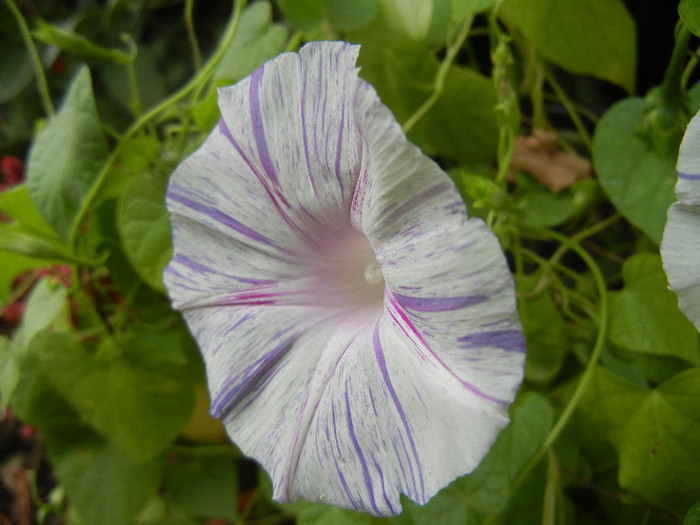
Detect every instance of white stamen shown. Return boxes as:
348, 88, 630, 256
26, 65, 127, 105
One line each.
364, 261, 383, 285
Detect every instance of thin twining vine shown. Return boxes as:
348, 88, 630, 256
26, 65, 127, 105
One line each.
492, 227, 609, 519
4, 0, 55, 118
519, 247, 597, 324
530, 213, 620, 298
401, 14, 474, 134
68, 0, 249, 249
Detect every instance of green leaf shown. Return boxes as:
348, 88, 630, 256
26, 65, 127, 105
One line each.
520, 283, 568, 383
579, 366, 700, 518
578, 366, 648, 448
378, 0, 442, 43
26, 66, 109, 241
275, 0, 328, 35
686, 501, 700, 525
451, 0, 494, 20
515, 175, 592, 228
96, 135, 162, 203
0, 222, 100, 266
293, 503, 377, 525
14, 277, 69, 348
0, 337, 19, 409
354, 44, 498, 163
609, 253, 700, 365
0, 184, 56, 235
164, 455, 239, 519
0, 39, 34, 103
195, 1, 288, 131
118, 173, 172, 293
500, 0, 636, 92
328, 0, 378, 31
32, 331, 194, 460
680, 0, 700, 37
9, 338, 163, 525
216, 2, 288, 85
51, 432, 164, 525
415, 65, 498, 164
617, 368, 700, 518
0, 252, 45, 306
592, 98, 676, 243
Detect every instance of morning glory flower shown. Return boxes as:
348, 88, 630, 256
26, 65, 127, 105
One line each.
662, 110, 700, 332
164, 41, 525, 516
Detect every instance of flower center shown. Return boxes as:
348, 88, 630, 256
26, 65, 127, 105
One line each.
307, 226, 385, 311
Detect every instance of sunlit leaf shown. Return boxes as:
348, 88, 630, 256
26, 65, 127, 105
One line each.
32, 331, 194, 460
500, 0, 636, 92
14, 277, 69, 348
26, 66, 108, 241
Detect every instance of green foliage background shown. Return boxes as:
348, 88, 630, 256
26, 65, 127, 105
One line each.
1, 0, 700, 524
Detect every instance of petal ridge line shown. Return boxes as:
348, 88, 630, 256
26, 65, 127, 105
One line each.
386, 290, 507, 405
372, 323, 425, 502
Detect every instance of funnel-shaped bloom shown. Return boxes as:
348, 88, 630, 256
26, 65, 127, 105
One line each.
662, 110, 700, 332
164, 41, 525, 516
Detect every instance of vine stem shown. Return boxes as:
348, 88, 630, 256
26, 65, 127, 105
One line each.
68, 0, 247, 249
4, 0, 54, 117
401, 15, 473, 134
184, 0, 202, 71
660, 23, 692, 104
543, 66, 593, 153
508, 226, 608, 500
545, 213, 620, 275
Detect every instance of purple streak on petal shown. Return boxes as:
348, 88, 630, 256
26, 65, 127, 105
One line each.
285, 336, 358, 500
391, 440, 409, 492
372, 324, 424, 501
250, 66, 280, 186
351, 165, 370, 225
458, 330, 526, 353
335, 108, 346, 200
216, 119, 288, 209
371, 455, 397, 514
380, 181, 453, 226
168, 188, 279, 248
679, 172, 700, 180
300, 69, 319, 201
386, 291, 507, 405
335, 456, 359, 510
217, 118, 318, 240
212, 338, 295, 418
344, 382, 381, 515
331, 404, 360, 509
224, 313, 253, 336
393, 292, 489, 312
172, 254, 276, 285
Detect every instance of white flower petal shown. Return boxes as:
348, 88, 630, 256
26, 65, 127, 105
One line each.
662, 109, 700, 330
351, 72, 524, 405
165, 41, 525, 516
217, 41, 363, 230
662, 203, 700, 331
677, 109, 700, 205
291, 317, 514, 516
